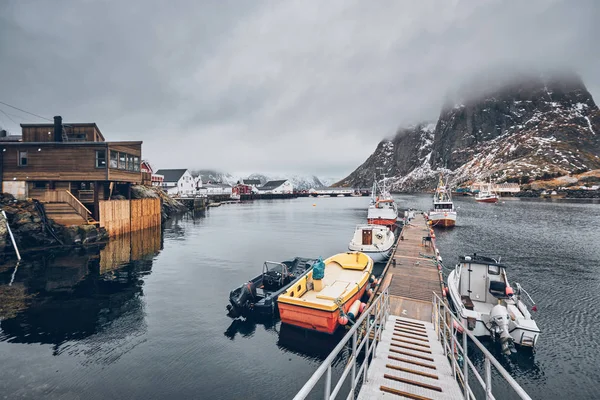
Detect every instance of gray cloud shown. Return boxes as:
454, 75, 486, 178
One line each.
0, 0, 598, 178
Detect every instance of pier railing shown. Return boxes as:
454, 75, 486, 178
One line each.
293, 289, 390, 400
432, 292, 532, 400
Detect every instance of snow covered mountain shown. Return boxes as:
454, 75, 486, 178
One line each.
336, 72, 600, 191
191, 170, 328, 190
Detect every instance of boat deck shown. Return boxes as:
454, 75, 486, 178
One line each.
379, 214, 444, 322
357, 316, 463, 400
300, 262, 367, 307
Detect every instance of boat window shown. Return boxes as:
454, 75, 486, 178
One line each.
297, 284, 301, 292
290, 292, 294, 297
488, 265, 500, 275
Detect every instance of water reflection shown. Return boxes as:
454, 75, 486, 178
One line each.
0, 227, 161, 354
223, 317, 278, 340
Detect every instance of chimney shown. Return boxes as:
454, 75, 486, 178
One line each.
54, 115, 63, 142
0, 129, 6, 138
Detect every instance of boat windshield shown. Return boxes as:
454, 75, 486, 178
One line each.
434, 203, 453, 210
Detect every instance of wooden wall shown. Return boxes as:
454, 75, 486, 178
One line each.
1, 143, 108, 181
21, 125, 102, 142
99, 198, 161, 237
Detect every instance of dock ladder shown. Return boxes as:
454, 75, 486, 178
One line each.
293, 291, 533, 400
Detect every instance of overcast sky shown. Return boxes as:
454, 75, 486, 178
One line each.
0, 0, 598, 178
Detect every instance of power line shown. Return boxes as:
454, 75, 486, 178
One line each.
0, 100, 53, 122
0, 108, 18, 124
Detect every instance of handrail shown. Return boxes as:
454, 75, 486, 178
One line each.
293, 289, 390, 400
64, 190, 92, 219
431, 292, 532, 400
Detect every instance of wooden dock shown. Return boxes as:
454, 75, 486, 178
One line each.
379, 213, 444, 323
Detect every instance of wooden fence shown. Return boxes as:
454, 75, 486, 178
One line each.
99, 198, 161, 237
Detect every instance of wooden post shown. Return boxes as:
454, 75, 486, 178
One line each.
93, 181, 99, 221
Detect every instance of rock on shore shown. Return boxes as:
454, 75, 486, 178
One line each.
0, 193, 108, 255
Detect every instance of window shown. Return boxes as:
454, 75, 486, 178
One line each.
118, 152, 126, 169
127, 154, 134, 171
110, 151, 118, 168
488, 265, 500, 275
95, 150, 106, 168
133, 156, 140, 172
18, 151, 27, 166
33, 181, 47, 189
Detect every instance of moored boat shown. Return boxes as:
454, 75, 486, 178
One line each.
348, 224, 395, 263
428, 175, 456, 227
447, 254, 540, 354
475, 182, 499, 203
227, 257, 317, 318
366, 174, 398, 231
277, 252, 373, 334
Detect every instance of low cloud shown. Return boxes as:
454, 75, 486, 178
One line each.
0, 0, 598, 177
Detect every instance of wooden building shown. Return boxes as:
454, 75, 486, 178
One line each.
0, 116, 142, 222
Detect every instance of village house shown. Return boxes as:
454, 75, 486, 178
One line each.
241, 179, 262, 187
140, 160, 164, 187
155, 169, 196, 196
257, 179, 293, 194
0, 116, 142, 221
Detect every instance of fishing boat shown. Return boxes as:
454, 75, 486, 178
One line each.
367, 174, 398, 231
475, 182, 499, 203
348, 224, 395, 263
428, 175, 456, 227
227, 257, 317, 318
277, 252, 373, 334
447, 254, 540, 354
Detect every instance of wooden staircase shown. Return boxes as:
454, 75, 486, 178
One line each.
44, 202, 95, 226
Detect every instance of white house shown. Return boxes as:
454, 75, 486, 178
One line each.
155, 169, 195, 196
197, 183, 233, 196
257, 180, 294, 194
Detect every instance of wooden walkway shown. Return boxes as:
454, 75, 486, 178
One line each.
357, 213, 462, 399
379, 213, 444, 323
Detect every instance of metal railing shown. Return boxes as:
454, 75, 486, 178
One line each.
432, 292, 532, 400
293, 289, 390, 400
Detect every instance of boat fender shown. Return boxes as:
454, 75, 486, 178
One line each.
437, 255, 442, 262
338, 315, 349, 326
359, 302, 367, 313
505, 286, 514, 296
452, 320, 464, 333
347, 300, 362, 320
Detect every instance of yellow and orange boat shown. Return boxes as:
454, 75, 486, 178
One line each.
277, 252, 373, 334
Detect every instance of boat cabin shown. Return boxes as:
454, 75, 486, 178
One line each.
433, 201, 454, 210
456, 255, 510, 312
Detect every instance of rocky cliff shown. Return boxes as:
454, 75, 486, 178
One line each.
337, 73, 600, 191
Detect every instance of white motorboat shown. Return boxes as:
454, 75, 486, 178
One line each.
348, 224, 395, 263
447, 254, 540, 354
428, 175, 456, 227
475, 182, 499, 203
366, 174, 398, 231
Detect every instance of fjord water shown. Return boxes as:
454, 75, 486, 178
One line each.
0, 196, 598, 399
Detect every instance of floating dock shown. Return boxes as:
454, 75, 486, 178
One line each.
379, 213, 444, 322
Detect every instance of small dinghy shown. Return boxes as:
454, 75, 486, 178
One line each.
447, 255, 540, 354
227, 257, 316, 318
348, 224, 395, 263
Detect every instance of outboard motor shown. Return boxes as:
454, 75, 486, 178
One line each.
489, 304, 516, 355
228, 282, 257, 315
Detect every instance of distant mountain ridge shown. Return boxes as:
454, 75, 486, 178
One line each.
190, 170, 330, 190
336, 72, 600, 191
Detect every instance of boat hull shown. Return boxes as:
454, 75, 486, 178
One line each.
428, 212, 456, 227
475, 197, 498, 203
278, 283, 368, 334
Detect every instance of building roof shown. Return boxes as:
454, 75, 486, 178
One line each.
242, 179, 262, 185
0, 135, 22, 142
155, 169, 189, 182
258, 180, 288, 190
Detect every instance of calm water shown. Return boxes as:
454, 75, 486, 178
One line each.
1, 196, 599, 399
